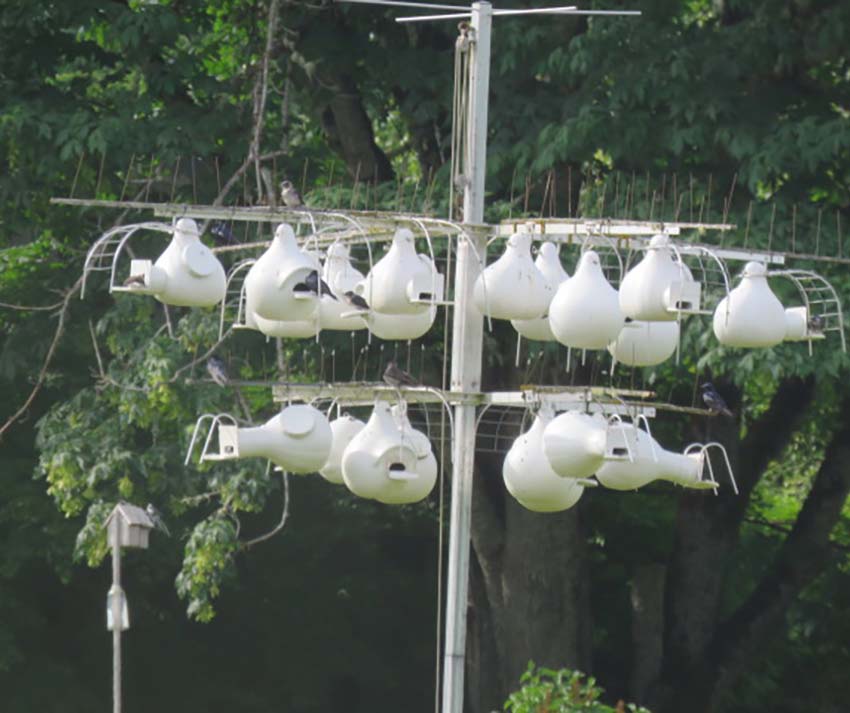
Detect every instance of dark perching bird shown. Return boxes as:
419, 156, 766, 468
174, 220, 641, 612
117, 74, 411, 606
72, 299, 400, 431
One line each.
296, 270, 337, 301
280, 179, 304, 208
206, 356, 229, 386
700, 382, 734, 417
209, 221, 236, 245
146, 503, 170, 537
808, 314, 825, 333
123, 274, 146, 287
383, 361, 419, 388
343, 291, 370, 311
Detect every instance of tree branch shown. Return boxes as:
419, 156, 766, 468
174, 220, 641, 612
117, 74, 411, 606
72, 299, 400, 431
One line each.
707, 405, 850, 704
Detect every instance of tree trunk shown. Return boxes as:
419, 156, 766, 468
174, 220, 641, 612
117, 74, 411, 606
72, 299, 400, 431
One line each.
466, 452, 592, 713
320, 71, 394, 183
629, 564, 666, 702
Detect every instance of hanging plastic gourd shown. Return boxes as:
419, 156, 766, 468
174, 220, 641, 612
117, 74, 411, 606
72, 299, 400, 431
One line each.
607, 320, 680, 367
319, 413, 366, 485
472, 232, 551, 320
503, 408, 585, 512
319, 243, 368, 332
126, 218, 226, 307
619, 234, 693, 321
376, 405, 438, 505
595, 423, 717, 491
214, 404, 332, 474
245, 309, 320, 339
511, 242, 570, 341
363, 305, 438, 341
341, 402, 436, 504
713, 262, 786, 348
541, 411, 608, 479
359, 228, 441, 315
548, 250, 624, 349
244, 223, 318, 322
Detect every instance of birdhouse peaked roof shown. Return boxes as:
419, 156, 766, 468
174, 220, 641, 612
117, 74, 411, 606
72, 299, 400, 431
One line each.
104, 502, 154, 529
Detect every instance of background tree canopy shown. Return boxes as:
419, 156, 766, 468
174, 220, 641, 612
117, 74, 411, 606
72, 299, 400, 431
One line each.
1, 1, 850, 713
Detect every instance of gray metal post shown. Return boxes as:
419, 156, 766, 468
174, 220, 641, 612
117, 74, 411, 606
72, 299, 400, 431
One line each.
112, 524, 122, 713
442, 4, 491, 713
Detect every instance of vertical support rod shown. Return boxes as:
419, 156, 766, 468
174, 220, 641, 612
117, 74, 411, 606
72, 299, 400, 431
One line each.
442, 4, 491, 713
112, 525, 122, 713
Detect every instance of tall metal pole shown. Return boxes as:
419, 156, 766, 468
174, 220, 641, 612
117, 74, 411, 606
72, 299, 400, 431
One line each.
111, 526, 122, 713
443, 4, 491, 713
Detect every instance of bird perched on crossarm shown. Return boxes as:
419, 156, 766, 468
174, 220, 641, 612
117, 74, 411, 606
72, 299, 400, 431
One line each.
146, 503, 171, 536
700, 382, 734, 417
280, 180, 304, 208
383, 361, 418, 388
206, 356, 229, 386
343, 291, 369, 311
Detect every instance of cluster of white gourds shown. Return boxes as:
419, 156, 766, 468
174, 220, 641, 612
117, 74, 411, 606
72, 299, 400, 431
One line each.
503, 406, 734, 513
474, 232, 820, 367
198, 401, 437, 505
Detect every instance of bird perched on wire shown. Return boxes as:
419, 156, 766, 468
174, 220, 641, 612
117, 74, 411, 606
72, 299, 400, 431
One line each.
383, 361, 419, 388
123, 274, 146, 287
280, 179, 304, 208
700, 382, 734, 417
808, 314, 825, 333
343, 291, 370, 311
295, 269, 337, 301
206, 356, 229, 386
146, 503, 171, 536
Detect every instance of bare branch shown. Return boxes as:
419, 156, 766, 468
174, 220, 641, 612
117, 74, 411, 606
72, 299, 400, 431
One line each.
0, 299, 65, 312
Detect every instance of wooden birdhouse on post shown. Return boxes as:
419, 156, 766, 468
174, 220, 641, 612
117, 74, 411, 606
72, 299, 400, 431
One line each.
105, 502, 153, 549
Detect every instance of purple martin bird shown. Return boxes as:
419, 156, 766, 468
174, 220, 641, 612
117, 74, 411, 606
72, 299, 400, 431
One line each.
295, 270, 337, 301
700, 382, 734, 417
808, 314, 825, 333
123, 274, 146, 287
206, 356, 229, 386
280, 180, 304, 208
343, 291, 370, 311
210, 221, 236, 245
383, 361, 418, 388
146, 503, 171, 536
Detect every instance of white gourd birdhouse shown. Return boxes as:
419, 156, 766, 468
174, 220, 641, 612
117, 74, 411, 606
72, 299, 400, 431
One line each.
713, 262, 786, 348
319, 414, 366, 485
214, 404, 332, 474
129, 218, 226, 307
319, 243, 368, 331
360, 229, 437, 315
619, 235, 686, 321
511, 242, 570, 341
595, 424, 713, 491
245, 309, 320, 339
472, 232, 551, 320
375, 405, 438, 505
548, 250, 625, 349
244, 224, 318, 322
607, 320, 680, 367
363, 305, 438, 341
502, 409, 585, 513
541, 411, 608, 479
341, 402, 432, 503
594, 423, 658, 491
